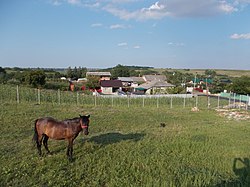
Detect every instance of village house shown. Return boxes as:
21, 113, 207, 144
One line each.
86, 72, 111, 81
119, 74, 175, 95
135, 80, 174, 95
118, 77, 145, 93
100, 80, 122, 95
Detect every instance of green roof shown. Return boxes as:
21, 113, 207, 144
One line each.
192, 78, 213, 84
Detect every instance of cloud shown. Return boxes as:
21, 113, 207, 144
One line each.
67, 0, 81, 5
133, 45, 140, 49
50, 0, 100, 8
110, 24, 127, 29
104, 0, 243, 20
104, 2, 169, 20
51, 0, 62, 6
118, 42, 128, 46
50, 0, 250, 20
110, 24, 124, 29
91, 23, 103, 27
117, 42, 141, 49
230, 33, 250, 39
168, 42, 185, 47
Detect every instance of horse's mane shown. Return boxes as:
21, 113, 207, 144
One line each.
63, 117, 80, 123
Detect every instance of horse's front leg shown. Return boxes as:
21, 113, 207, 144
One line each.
67, 139, 73, 161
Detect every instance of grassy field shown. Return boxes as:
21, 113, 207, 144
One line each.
155, 68, 250, 77
0, 100, 250, 186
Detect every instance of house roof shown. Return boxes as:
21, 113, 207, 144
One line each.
143, 75, 166, 82
136, 80, 174, 90
100, 80, 122, 87
86, 72, 111, 76
130, 77, 145, 83
192, 78, 213, 84
118, 76, 145, 83
118, 77, 133, 82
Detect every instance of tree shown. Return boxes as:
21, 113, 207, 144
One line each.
205, 69, 216, 78
111, 64, 130, 78
25, 70, 46, 88
86, 75, 100, 89
0, 67, 7, 83
77, 67, 87, 78
229, 76, 250, 95
66, 67, 73, 78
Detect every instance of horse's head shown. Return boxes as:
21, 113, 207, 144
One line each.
79, 115, 90, 135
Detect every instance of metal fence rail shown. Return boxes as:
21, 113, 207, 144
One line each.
0, 84, 249, 110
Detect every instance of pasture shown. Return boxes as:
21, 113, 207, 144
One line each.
0, 99, 250, 186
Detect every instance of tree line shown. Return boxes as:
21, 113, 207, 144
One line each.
0, 66, 250, 95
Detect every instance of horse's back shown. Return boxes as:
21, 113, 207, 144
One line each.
36, 117, 69, 140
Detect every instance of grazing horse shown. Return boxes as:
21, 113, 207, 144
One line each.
33, 115, 90, 160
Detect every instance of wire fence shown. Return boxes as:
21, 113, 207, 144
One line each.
0, 84, 249, 110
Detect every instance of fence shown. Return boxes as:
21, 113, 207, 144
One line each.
0, 84, 249, 110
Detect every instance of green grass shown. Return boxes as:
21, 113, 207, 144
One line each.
0, 101, 250, 186
155, 68, 250, 77
0, 84, 231, 110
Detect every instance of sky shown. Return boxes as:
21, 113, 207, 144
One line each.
0, 0, 250, 70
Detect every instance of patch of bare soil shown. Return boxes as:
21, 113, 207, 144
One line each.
216, 109, 250, 121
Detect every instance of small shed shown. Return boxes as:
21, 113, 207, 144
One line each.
136, 80, 174, 95
100, 80, 122, 94
143, 75, 167, 82
86, 72, 111, 81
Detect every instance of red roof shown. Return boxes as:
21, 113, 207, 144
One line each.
100, 80, 122, 87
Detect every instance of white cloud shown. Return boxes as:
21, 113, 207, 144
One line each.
133, 45, 140, 49
110, 24, 127, 29
50, 0, 250, 20
67, 0, 81, 6
118, 42, 128, 46
91, 23, 103, 27
104, 0, 244, 20
52, 1, 62, 6
230, 33, 250, 39
168, 42, 185, 47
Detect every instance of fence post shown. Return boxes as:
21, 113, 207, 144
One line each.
16, 85, 20, 104
239, 95, 242, 110
183, 96, 186, 108
170, 97, 173, 109
127, 96, 130, 108
246, 94, 249, 110
157, 96, 159, 108
217, 95, 220, 109
142, 97, 145, 107
233, 93, 236, 108
228, 94, 231, 108
112, 96, 114, 107
58, 89, 60, 105
94, 94, 97, 107
195, 96, 198, 108
207, 96, 210, 109
76, 92, 79, 105
37, 89, 41, 104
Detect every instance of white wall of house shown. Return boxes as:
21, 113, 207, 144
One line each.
101, 87, 113, 94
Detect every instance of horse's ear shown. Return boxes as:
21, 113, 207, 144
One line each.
87, 115, 90, 118
79, 114, 83, 117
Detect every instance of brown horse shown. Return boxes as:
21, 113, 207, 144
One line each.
33, 115, 90, 161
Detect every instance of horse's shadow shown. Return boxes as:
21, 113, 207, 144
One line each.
213, 157, 250, 187
232, 158, 250, 186
85, 132, 145, 146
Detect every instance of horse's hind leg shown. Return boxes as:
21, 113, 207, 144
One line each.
36, 135, 43, 156
43, 135, 50, 154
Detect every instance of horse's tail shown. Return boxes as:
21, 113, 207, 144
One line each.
32, 119, 39, 145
